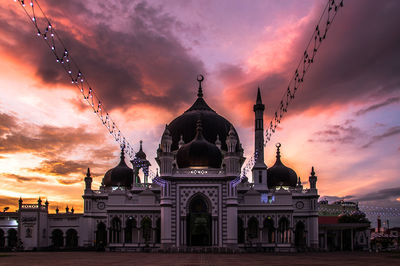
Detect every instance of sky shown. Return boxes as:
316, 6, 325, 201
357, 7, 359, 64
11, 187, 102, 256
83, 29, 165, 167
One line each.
0, 0, 399, 226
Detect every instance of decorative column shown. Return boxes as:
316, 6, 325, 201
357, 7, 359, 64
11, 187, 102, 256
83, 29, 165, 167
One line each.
152, 227, 156, 245
226, 183, 238, 247
121, 226, 125, 245
324, 230, 328, 250
160, 186, 173, 248
4, 233, 8, 248
351, 228, 354, 251
212, 217, 218, 246
181, 217, 186, 246
340, 230, 343, 251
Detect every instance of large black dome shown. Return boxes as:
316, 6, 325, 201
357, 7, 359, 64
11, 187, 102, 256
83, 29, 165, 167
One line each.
102, 148, 133, 187
168, 86, 240, 153
177, 120, 222, 168
267, 144, 297, 188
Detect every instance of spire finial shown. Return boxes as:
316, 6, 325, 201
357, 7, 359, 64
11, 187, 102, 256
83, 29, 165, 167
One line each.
197, 74, 204, 98
86, 168, 91, 177
311, 166, 315, 176
120, 144, 125, 160
256, 87, 262, 104
139, 140, 143, 151
275, 143, 281, 160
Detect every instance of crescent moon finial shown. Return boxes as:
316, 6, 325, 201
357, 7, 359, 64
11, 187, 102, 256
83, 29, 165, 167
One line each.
197, 74, 204, 98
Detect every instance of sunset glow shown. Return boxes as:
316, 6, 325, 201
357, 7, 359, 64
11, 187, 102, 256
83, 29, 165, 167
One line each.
0, 0, 399, 225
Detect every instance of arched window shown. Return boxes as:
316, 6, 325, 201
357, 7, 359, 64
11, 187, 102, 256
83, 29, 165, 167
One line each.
0, 229, 4, 248
237, 217, 245, 244
7, 229, 17, 248
247, 217, 259, 240
110, 217, 121, 243
278, 217, 290, 243
295, 221, 306, 248
125, 217, 137, 243
51, 229, 64, 248
263, 217, 275, 243
141, 217, 152, 243
155, 218, 161, 244
96, 222, 107, 246
66, 229, 78, 248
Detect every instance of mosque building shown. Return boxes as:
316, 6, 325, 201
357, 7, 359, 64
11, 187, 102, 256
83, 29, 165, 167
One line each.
0, 77, 321, 252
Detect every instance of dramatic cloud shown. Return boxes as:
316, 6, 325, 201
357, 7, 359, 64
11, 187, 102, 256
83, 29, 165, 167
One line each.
354, 187, 400, 202
0, 0, 205, 113
31, 159, 92, 176
219, 0, 400, 123
320, 195, 355, 203
355, 96, 400, 116
309, 120, 364, 144
0, 112, 103, 157
362, 126, 400, 148
1, 173, 47, 183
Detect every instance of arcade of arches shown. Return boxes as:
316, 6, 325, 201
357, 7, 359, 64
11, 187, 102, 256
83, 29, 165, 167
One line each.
0, 228, 17, 249
101, 217, 161, 246
237, 217, 306, 248
51, 228, 78, 248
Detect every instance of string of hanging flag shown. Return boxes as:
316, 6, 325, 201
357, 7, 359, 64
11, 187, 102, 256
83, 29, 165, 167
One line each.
230, 0, 344, 186
264, 0, 343, 145
13, 0, 139, 160
14, 0, 343, 185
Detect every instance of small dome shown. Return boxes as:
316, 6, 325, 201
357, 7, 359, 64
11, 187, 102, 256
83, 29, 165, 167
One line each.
103, 146, 133, 187
267, 143, 297, 188
135, 140, 146, 160
176, 119, 222, 168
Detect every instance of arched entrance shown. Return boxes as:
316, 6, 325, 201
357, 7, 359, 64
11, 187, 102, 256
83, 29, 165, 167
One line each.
155, 218, 161, 244
295, 221, 306, 249
278, 217, 290, 243
51, 229, 64, 248
237, 217, 245, 244
187, 195, 211, 246
0, 229, 4, 248
66, 229, 78, 248
110, 217, 121, 243
247, 217, 259, 242
125, 218, 136, 243
141, 217, 152, 243
96, 222, 107, 247
263, 217, 275, 243
7, 229, 17, 248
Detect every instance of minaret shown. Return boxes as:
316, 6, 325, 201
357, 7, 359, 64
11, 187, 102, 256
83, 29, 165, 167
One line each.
309, 166, 317, 190
84, 168, 92, 192
252, 87, 268, 190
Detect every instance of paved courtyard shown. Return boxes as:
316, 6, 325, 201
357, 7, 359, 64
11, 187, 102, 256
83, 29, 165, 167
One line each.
0, 252, 399, 266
